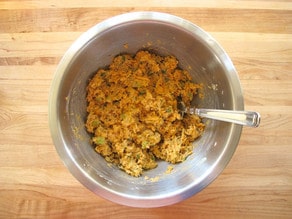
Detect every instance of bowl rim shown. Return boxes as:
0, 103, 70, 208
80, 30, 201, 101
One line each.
49, 11, 243, 208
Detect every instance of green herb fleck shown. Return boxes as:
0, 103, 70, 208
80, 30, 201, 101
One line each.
142, 141, 149, 149
188, 92, 193, 100
132, 81, 141, 88
165, 106, 173, 113
147, 71, 154, 76
121, 55, 126, 62
139, 90, 146, 95
100, 71, 107, 78
120, 113, 126, 120
93, 136, 106, 145
92, 119, 100, 127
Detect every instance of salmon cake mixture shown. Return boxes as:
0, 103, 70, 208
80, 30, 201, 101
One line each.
86, 50, 204, 177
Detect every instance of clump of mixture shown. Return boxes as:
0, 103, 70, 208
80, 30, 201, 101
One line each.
86, 50, 204, 177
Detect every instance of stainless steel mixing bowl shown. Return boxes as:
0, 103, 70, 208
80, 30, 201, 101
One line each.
49, 12, 244, 207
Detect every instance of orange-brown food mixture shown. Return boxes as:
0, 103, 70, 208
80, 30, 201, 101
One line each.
86, 50, 204, 177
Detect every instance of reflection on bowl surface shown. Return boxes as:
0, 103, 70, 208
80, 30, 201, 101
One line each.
49, 11, 243, 207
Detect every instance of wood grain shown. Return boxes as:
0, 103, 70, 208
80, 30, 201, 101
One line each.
0, 1, 292, 218
1, 7, 291, 34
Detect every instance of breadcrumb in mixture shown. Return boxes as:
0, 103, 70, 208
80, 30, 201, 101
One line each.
86, 50, 204, 177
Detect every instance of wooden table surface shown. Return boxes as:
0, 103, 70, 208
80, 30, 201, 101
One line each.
0, 1, 292, 218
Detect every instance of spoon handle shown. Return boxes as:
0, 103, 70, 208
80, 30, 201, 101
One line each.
192, 108, 261, 127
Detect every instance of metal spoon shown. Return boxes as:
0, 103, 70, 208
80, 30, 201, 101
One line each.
177, 101, 260, 127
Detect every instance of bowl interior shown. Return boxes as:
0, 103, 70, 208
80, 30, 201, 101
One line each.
50, 12, 243, 207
